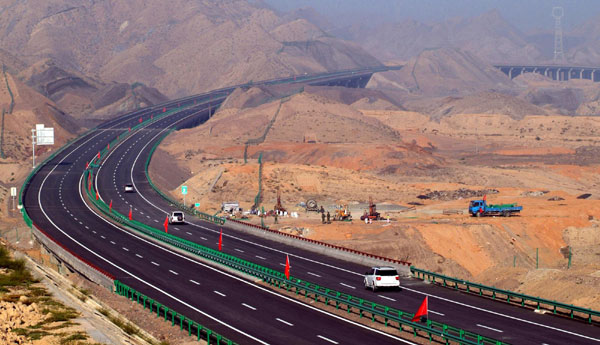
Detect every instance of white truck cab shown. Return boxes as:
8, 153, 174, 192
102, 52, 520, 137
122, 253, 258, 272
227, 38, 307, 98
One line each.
168, 211, 185, 224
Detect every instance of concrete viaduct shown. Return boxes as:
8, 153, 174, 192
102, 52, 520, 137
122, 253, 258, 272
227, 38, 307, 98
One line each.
495, 65, 600, 82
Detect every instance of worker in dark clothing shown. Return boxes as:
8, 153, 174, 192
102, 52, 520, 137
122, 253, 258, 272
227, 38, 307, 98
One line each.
320, 206, 325, 214
321, 212, 326, 224
326, 211, 330, 223
274, 212, 278, 224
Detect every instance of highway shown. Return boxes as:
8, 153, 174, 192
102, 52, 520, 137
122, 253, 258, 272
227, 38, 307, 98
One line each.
24, 68, 600, 344
94, 96, 600, 344
23, 72, 429, 345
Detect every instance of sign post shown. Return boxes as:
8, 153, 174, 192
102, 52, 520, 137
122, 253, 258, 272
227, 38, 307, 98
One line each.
10, 187, 16, 210
32, 124, 54, 168
181, 185, 188, 207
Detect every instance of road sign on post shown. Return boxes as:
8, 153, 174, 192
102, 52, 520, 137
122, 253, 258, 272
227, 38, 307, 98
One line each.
181, 185, 187, 207
10, 187, 16, 210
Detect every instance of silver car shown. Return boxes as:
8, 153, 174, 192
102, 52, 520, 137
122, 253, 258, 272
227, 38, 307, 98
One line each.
364, 266, 400, 291
124, 184, 135, 193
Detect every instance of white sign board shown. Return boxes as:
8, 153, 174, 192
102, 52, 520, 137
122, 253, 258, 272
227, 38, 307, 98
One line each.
181, 185, 188, 195
36, 124, 54, 146
10, 187, 17, 197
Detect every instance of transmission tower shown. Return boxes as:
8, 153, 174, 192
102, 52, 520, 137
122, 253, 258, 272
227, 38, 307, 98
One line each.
553, 6, 565, 63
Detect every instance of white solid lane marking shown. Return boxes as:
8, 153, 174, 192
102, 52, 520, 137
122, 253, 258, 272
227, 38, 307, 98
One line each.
235, 248, 244, 253
189, 280, 200, 285
379, 295, 396, 302
136, 254, 143, 258
122, 247, 129, 251
477, 324, 503, 333
307, 272, 321, 278
317, 335, 339, 344
429, 310, 445, 316
169, 270, 179, 275
340, 283, 356, 289
213, 291, 226, 297
242, 303, 256, 310
151, 261, 159, 266
276, 318, 293, 326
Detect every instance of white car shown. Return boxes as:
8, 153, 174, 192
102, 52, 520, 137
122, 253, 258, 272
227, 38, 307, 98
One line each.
364, 266, 400, 291
124, 184, 135, 193
168, 211, 185, 224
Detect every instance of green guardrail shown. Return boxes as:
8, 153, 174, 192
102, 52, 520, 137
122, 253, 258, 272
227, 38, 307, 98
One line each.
144, 128, 226, 226
411, 267, 599, 325
114, 280, 238, 345
85, 169, 506, 345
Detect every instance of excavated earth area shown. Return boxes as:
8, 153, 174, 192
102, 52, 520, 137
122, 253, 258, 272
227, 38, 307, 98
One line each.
150, 89, 600, 311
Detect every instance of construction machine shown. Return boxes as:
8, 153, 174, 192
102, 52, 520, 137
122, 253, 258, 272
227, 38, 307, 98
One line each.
333, 204, 352, 221
360, 196, 381, 221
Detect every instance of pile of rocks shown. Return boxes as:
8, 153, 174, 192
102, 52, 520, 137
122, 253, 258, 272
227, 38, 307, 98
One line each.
417, 188, 499, 201
0, 296, 45, 344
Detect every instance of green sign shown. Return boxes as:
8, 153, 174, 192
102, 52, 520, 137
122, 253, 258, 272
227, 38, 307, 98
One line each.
181, 185, 188, 195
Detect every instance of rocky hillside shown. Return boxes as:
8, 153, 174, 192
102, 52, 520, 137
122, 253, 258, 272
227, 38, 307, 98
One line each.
371, 48, 514, 97
20, 60, 168, 121
0, 0, 381, 98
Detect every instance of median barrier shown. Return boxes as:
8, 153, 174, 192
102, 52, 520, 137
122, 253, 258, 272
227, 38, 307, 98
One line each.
114, 280, 238, 345
86, 170, 506, 345
412, 267, 600, 325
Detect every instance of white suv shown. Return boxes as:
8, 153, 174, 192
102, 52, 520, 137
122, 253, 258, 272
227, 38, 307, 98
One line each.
364, 266, 400, 291
168, 211, 185, 224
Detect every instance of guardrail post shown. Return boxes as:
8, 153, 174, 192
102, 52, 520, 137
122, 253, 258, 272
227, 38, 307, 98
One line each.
143, 296, 147, 309
172, 312, 175, 326
206, 329, 212, 343
197, 323, 202, 341
156, 303, 161, 317
180, 316, 184, 330
165, 307, 169, 321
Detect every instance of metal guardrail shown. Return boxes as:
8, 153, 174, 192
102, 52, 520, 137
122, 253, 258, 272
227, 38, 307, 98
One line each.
143, 129, 226, 226
411, 267, 600, 325
114, 280, 238, 345
85, 166, 506, 345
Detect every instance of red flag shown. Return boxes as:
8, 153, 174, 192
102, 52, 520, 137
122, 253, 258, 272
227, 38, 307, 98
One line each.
284, 255, 290, 280
95, 190, 99, 200
483, 194, 487, 201
128, 207, 132, 221
218, 229, 223, 251
163, 107, 166, 113
139, 117, 142, 123
411, 296, 428, 322
107, 143, 110, 150
128, 127, 131, 132
86, 161, 89, 169
97, 151, 100, 159
151, 114, 154, 120
164, 216, 169, 233
87, 173, 92, 192
109, 200, 112, 213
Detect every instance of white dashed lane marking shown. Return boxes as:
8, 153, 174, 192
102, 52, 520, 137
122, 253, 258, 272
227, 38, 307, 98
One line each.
189, 280, 200, 285
213, 291, 226, 297
276, 318, 293, 326
307, 272, 321, 278
136, 254, 143, 258
242, 303, 256, 310
169, 270, 179, 275
317, 335, 338, 344
340, 283, 356, 290
151, 261, 160, 266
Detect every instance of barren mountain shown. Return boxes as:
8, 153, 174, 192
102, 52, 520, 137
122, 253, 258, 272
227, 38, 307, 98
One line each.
0, 0, 380, 98
566, 13, 600, 66
351, 10, 542, 64
20, 60, 168, 121
0, 70, 79, 161
371, 48, 514, 97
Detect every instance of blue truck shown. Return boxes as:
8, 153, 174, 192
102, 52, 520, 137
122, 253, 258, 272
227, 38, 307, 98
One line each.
468, 198, 522, 217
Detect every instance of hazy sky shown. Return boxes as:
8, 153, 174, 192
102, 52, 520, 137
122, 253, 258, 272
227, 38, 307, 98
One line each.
265, 0, 600, 32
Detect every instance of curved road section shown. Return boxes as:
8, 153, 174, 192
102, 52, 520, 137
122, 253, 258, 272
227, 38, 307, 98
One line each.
98, 89, 599, 342
23, 70, 427, 345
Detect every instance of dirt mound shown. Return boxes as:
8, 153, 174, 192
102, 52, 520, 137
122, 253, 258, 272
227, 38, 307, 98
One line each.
418, 188, 499, 201
0, 0, 380, 98
522, 88, 584, 113
384, 48, 514, 97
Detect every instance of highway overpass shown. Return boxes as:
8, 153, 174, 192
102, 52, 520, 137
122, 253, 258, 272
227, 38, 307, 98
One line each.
495, 64, 600, 82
